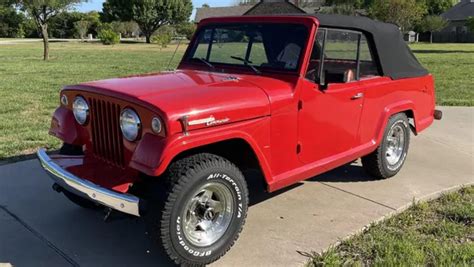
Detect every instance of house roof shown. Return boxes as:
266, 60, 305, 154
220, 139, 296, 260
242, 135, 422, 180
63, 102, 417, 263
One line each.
195, 0, 312, 22
195, 5, 253, 22
442, 0, 474, 21
244, 0, 306, 15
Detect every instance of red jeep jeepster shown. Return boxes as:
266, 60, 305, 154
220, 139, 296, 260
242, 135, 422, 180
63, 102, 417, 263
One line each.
38, 14, 441, 265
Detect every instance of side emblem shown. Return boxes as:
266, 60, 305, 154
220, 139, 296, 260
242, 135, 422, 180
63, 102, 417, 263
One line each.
188, 116, 230, 127
181, 115, 230, 135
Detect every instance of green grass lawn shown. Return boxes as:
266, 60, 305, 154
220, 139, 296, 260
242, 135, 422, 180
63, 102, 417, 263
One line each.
0, 42, 472, 160
0, 42, 185, 160
308, 186, 474, 266
410, 43, 474, 106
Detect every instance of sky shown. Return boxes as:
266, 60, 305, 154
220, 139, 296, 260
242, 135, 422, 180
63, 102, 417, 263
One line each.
76, 0, 236, 20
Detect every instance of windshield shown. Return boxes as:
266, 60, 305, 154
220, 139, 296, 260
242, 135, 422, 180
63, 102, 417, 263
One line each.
185, 23, 309, 73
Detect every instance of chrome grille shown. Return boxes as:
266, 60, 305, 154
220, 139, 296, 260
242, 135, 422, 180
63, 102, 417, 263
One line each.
89, 98, 125, 168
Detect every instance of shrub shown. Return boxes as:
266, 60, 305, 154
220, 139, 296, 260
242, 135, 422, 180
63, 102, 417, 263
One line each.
176, 22, 196, 40
467, 17, 474, 32
97, 29, 120, 45
152, 32, 172, 48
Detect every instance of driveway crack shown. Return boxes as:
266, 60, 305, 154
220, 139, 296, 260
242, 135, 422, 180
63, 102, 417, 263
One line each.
0, 205, 79, 267
319, 182, 397, 211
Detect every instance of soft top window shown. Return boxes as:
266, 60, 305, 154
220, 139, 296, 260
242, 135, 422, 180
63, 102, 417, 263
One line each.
185, 23, 309, 73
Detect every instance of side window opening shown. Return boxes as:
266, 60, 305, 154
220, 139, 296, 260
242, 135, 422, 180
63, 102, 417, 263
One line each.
305, 28, 380, 84
323, 29, 359, 83
305, 29, 325, 81
358, 35, 379, 78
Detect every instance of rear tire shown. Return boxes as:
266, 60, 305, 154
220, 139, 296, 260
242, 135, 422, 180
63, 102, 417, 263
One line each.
146, 153, 249, 266
362, 113, 410, 179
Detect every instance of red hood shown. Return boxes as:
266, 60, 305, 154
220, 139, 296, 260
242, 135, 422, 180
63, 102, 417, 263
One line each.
66, 70, 294, 134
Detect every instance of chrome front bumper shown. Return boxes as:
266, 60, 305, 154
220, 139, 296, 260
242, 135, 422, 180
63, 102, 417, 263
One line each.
37, 149, 141, 217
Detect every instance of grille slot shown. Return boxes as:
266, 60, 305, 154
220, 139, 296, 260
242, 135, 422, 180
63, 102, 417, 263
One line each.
89, 98, 124, 168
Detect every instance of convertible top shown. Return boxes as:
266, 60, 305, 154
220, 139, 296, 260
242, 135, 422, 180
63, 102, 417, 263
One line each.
312, 14, 429, 80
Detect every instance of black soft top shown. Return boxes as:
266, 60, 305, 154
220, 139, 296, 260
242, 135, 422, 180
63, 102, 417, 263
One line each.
312, 14, 428, 80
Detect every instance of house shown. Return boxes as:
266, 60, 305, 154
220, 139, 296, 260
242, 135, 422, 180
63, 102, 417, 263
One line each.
244, 0, 307, 15
194, 0, 325, 22
194, 5, 254, 23
435, 0, 474, 42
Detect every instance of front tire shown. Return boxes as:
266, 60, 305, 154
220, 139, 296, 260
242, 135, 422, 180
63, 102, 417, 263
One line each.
362, 113, 410, 179
147, 153, 249, 266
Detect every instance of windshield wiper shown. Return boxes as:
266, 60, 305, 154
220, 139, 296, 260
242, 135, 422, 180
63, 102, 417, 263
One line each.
194, 57, 215, 69
230, 56, 261, 75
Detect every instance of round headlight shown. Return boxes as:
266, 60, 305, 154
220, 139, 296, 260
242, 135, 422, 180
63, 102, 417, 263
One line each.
151, 117, 162, 134
73, 96, 89, 125
120, 108, 141, 141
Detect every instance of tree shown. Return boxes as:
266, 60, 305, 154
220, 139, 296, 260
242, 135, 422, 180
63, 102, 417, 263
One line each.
423, 0, 455, 15
15, 0, 85, 60
320, 4, 357, 15
49, 11, 82, 38
418, 15, 448, 43
122, 21, 139, 37
102, 0, 193, 44
0, 5, 26, 37
369, 0, 427, 32
74, 19, 89, 39
324, 0, 374, 8
176, 22, 195, 40
237, 0, 257, 5
466, 17, 474, 32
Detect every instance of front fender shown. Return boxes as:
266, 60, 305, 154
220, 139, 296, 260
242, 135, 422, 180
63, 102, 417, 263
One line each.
49, 107, 87, 145
129, 117, 273, 183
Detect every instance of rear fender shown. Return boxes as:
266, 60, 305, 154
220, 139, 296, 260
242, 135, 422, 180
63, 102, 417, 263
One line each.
374, 101, 417, 144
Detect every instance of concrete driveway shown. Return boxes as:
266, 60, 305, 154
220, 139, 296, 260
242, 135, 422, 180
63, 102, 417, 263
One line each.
0, 107, 472, 267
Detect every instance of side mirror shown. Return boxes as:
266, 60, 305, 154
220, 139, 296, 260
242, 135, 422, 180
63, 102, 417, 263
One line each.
319, 70, 328, 90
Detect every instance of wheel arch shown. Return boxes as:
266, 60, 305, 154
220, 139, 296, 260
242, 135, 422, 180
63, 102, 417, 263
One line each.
168, 138, 270, 189
375, 101, 417, 144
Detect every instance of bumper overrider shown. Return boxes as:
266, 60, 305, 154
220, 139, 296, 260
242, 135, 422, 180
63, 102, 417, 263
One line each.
37, 149, 141, 217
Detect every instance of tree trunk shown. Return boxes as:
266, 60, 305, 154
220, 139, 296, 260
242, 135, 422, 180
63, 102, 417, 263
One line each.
145, 33, 151, 44
41, 24, 49, 60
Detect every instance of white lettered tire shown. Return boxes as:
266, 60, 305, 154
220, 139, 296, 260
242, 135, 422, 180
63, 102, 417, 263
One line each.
146, 153, 249, 266
362, 113, 410, 179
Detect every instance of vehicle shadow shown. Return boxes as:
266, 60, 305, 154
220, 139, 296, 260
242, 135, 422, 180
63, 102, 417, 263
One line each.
307, 162, 376, 183
32, 163, 368, 266
246, 174, 304, 207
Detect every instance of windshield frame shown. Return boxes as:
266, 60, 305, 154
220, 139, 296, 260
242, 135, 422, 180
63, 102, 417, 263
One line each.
181, 22, 312, 75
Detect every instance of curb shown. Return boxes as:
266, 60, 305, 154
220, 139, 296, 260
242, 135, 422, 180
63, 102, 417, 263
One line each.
0, 150, 59, 167
309, 182, 474, 257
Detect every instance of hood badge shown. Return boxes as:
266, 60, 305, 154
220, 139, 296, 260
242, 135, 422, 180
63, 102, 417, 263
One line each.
180, 115, 230, 135
223, 76, 240, 81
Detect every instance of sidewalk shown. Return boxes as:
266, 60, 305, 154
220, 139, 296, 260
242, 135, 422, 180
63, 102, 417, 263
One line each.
0, 106, 472, 266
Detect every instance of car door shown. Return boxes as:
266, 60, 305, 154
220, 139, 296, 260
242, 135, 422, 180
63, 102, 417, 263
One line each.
297, 28, 365, 164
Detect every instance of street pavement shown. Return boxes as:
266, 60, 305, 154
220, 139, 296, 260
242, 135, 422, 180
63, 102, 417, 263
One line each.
0, 106, 472, 267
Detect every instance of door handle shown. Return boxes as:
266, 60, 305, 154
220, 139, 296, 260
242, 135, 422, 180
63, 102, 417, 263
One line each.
351, 93, 364, 100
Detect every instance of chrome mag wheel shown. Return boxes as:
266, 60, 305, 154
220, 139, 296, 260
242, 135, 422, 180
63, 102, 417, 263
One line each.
182, 182, 234, 247
385, 124, 406, 167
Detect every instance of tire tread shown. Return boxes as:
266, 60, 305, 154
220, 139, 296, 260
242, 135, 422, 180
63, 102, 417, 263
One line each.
149, 153, 248, 266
